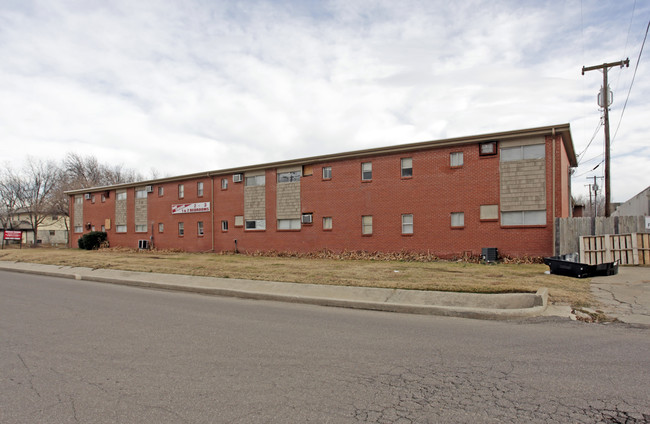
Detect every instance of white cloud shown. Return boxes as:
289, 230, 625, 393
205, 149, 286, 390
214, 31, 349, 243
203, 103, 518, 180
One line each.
0, 0, 648, 202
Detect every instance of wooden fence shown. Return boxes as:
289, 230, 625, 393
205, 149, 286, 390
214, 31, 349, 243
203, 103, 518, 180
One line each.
555, 216, 648, 258
580, 233, 650, 265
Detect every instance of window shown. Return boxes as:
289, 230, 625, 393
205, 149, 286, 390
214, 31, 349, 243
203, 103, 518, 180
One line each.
323, 216, 332, 230
197, 182, 204, 197
501, 210, 546, 226
221, 178, 228, 189
116, 225, 127, 233
277, 171, 301, 183
401, 158, 412, 177
48, 230, 55, 236
178, 184, 184, 199
91, 226, 96, 232
362, 215, 373, 235
301, 213, 313, 224
178, 222, 184, 236
277, 219, 300, 230
158, 223, 164, 233
245, 175, 265, 186
101, 194, 106, 202
116, 192, 127, 201
302, 165, 313, 176
322, 166, 332, 179
158, 186, 164, 196
234, 216, 244, 227
245, 219, 266, 230
135, 190, 147, 199
91, 195, 96, 203
74, 225, 83, 233
480, 205, 499, 220
501, 144, 545, 162
451, 212, 465, 227
361, 162, 372, 181
135, 224, 147, 232
197, 221, 204, 236
75, 196, 83, 204
100, 225, 105, 232
402, 214, 413, 234
450, 152, 464, 167
479, 141, 497, 156
221, 220, 228, 231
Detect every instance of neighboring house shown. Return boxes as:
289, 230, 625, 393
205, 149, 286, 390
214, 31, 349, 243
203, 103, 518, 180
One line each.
66, 124, 577, 258
0, 211, 69, 245
611, 186, 650, 217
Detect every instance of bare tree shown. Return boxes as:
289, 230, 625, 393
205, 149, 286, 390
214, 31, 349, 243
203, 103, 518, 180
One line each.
15, 158, 61, 244
0, 167, 22, 231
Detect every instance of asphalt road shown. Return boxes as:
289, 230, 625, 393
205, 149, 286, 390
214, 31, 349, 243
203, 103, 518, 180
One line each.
1, 271, 649, 423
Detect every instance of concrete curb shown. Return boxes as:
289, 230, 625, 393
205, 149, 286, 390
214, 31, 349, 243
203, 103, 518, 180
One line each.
0, 261, 548, 320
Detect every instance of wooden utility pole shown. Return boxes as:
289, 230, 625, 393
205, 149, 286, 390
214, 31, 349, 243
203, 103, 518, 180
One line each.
582, 59, 629, 216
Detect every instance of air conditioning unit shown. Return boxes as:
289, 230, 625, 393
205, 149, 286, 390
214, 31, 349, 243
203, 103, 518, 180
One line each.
84, 193, 91, 200
301, 213, 313, 224
233, 174, 243, 183
481, 247, 499, 263
138, 239, 150, 250
145, 185, 153, 193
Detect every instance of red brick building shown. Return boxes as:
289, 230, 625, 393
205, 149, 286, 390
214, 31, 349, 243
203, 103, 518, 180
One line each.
67, 124, 577, 258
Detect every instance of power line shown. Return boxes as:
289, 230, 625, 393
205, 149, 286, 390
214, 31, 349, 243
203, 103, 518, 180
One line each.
612, 19, 649, 145
577, 119, 603, 164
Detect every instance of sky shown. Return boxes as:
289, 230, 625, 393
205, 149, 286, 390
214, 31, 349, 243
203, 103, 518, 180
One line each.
1, 0, 648, 202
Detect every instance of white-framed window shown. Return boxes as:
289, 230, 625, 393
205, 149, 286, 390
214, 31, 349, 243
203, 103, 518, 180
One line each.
178, 222, 184, 236
158, 223, 164, 233
178, 184, 184, 199
361, 162, 372, 181
197, 182, 204, 197
116, 192, 127, 201
362, 215, 373, 235
501, 210, 546, 226
197, 221, 204, 236
278, 219, 301, 230
401, 158, 412, 177
451, 212, 465, 227
91, 195, 96, 203
322, 166, 332, 179
402, 214, 413, 234
135, 224, 147, 232
245, 175, 265, 186
75, 196, 83, 204
135, 189, 147, 199
277, 171, 301, 183
116, 225, 127, 233
74, 225, 83, 233
100, 226, 105, 232
221, 220, 228, 231
101, 194, 106, 202
245, 219, 266, 230
323, 216, 332, 230
221, 178, 228, 189
500, 144, 545, 162
158, 186, 164, 196
450, 152, 464, 167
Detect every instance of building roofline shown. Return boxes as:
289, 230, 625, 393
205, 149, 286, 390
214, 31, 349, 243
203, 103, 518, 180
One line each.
65, 123, 576, 195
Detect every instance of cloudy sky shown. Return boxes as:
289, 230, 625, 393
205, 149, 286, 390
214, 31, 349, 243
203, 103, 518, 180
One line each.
1, 0, 648, 202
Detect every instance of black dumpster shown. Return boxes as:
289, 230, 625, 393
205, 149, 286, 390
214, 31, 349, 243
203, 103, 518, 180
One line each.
543, 253, 618, 279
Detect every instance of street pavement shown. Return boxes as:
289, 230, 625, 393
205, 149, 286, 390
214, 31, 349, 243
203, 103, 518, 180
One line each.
0, 260, 647, 324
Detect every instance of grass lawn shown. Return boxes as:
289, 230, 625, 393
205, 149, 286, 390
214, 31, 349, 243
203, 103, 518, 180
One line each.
0, 247, 592, 306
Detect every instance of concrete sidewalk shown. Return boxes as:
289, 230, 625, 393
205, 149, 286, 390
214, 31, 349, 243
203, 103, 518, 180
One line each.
591, 267, 650, 326
0, 260, 549, 320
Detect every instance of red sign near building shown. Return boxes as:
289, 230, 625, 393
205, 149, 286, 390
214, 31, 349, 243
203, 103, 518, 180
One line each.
3, 230, 22, 241
171, 202, 211, 214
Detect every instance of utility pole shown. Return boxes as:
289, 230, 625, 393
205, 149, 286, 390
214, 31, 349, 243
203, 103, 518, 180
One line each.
582, 59, 629, 217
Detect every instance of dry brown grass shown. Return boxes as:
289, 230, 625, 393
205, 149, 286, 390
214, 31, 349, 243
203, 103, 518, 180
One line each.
0, 246, 591, 305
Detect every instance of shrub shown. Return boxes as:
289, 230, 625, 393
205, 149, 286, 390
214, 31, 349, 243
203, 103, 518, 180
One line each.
78, 231, 108, 250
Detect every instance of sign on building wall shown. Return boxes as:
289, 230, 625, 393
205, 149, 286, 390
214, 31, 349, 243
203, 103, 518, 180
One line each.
171, 202, 211, 214
645, 216, 650, 230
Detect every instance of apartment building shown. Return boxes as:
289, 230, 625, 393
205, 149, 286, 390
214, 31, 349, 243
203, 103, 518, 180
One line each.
67, 124, 577, 258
